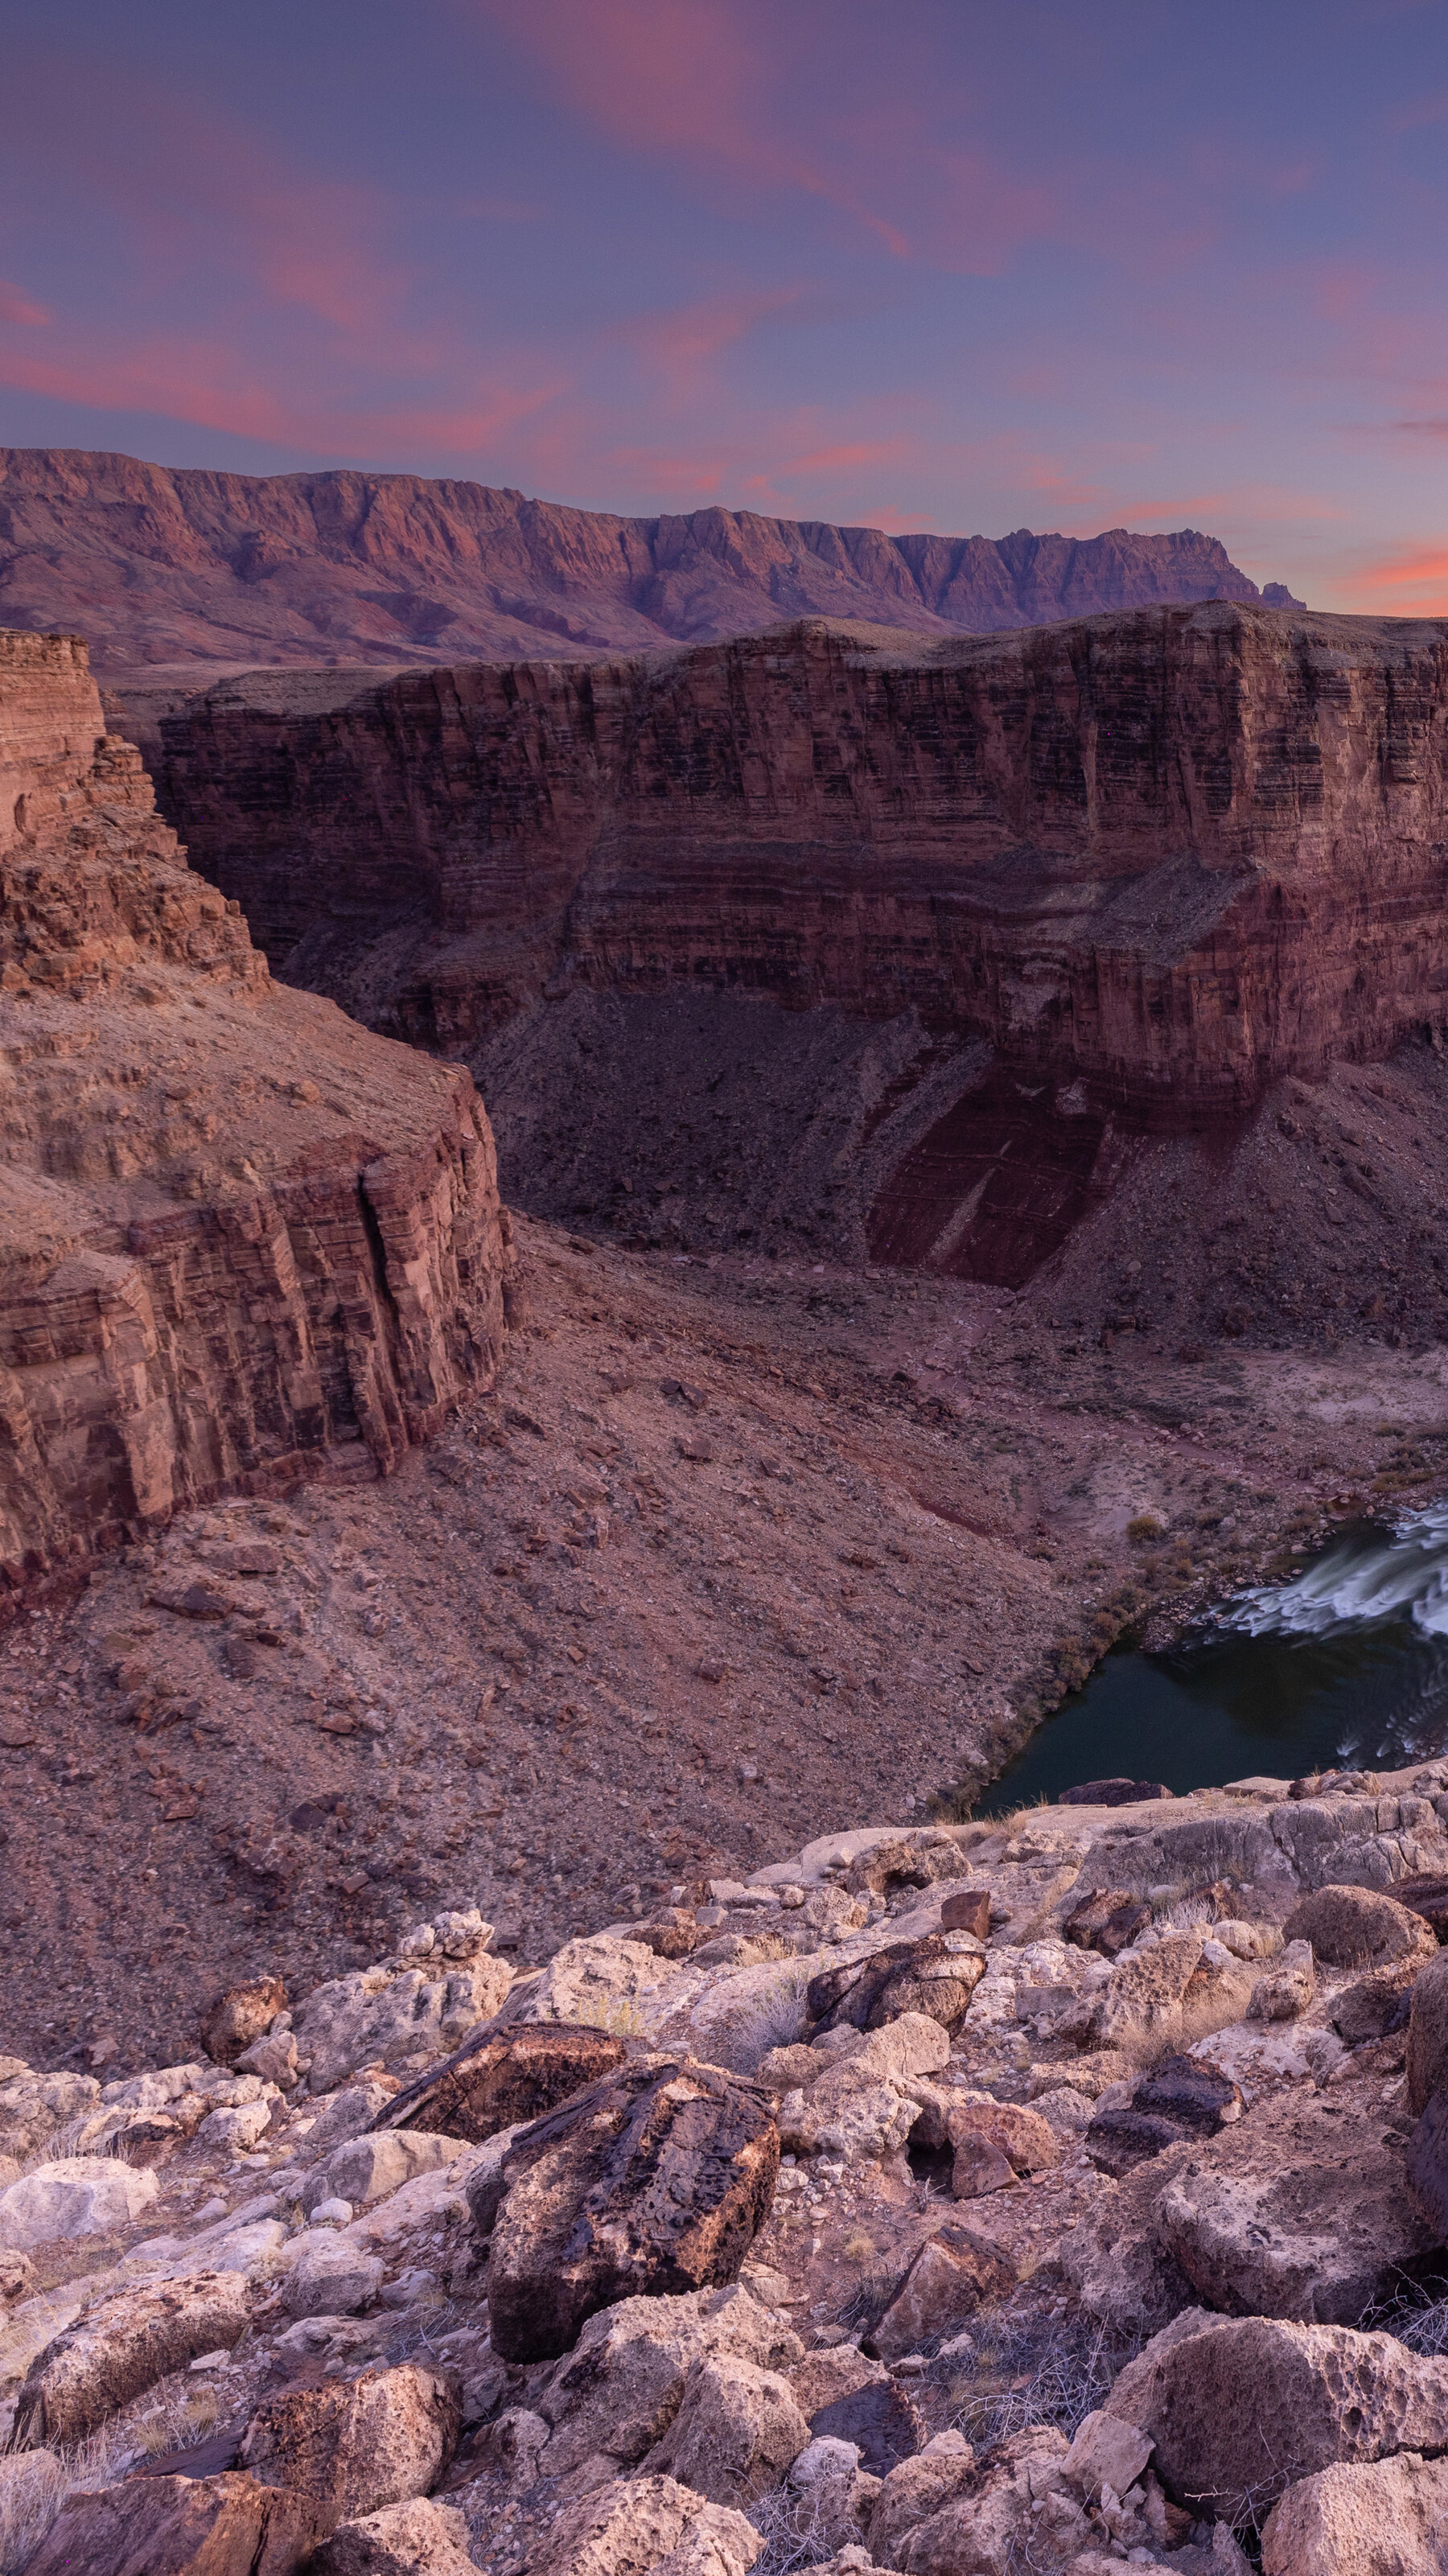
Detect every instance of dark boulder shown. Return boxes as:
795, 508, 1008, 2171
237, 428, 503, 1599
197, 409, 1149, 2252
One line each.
806, 1934, 984, 2036
1086, 2054, 1243, 2177
810, 2376, 922, 2474
200, 1977, 286, 2068
1407, 2083, 1448, 2240
478, 2054, 780, 2364
22, 2471, 325, 2576
1063, 1888, 1154, 1959
1059, 1780, 1172, 1806
373, 2023, 627, 2143
939, 1889, 992, 1940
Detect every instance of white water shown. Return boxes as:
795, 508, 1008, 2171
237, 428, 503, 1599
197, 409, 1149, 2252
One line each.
1223, 1501, 1448, 1642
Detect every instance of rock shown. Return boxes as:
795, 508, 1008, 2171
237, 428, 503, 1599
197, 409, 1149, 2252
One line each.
311, 2082, 401, 2150
474, 2405, 549, 2485
240, 2364, 460, 2523
0, 2155, 159, 2250
295, 1953, 514, 2095
482, 2055, 780, 2362
302, 2132, 457, 2217
643, 2353, 810, 2504
0, 2248, 35, 2302
788, 2347, 887, 2419
201, 1979, 286, 2068
527, 2471, 763, 2576
307, 2497, 479, 2574
13, 2269, 248, 2446
843, 1834, 973, 1901
378, 2023, 627, 2142
867, 2233, 1015, 2364
279, 2235, 386, 2319
892, 2425, 1072, 2573
1071, 1928, 1206, 2050
938, 1891, 991, 1940
0, 2070, 101, 2162
1062, 1890, 1154, 1959
1406, 1946, 1448, 2113
1059, 2409, 1154, 2503
808, 2378, 922, 2476
867, 2431, 975, 2567
1261, 2451, 1448, 2575
203, 2098, 276, 2153
1105, 2312, 1448, 2520
1405, 2081, 1448, 2237
235, 2031, 301, 2090
946, 2098, 1060, 2181
1085, 2054, 1243, 2177
1248, 1940, 1317, 2020
1388, 1873, 1448, 1940
539, 2283, 803, 2478
1152, 2079, 1437, 2320
807, 1940, 985, 2039
1331, 1957, 1421, 2045
1213, 1917, 1282, 1960
948, 2134, 1015, 2197
522, 1934, 674, 2030
1059, 1779, 1172, 1805
779, 2014, 955, 2162
1283, 1884, 1438, 1969
21, 2470, 326, 2576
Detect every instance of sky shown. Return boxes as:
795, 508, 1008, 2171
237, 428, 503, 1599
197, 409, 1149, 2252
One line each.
2, 0, 1447, 611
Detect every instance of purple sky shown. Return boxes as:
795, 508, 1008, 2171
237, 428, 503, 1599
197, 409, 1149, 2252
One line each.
2, 0, 1447, 611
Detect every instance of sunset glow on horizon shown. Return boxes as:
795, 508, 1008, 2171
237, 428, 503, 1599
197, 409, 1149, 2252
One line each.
2, 0, 1448, 613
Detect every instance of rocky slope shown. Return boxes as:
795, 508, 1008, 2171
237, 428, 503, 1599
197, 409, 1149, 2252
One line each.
120, 602, 1448, 1301
0, 448, 1299, 680
5, 1768, 1448, 2575
0, 628, 510, 1589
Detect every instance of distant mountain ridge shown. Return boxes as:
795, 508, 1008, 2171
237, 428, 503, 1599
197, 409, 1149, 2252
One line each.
0, 445, 1304, 676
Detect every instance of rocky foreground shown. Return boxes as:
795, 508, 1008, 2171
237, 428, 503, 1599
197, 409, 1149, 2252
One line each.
7, 1770, 1448, 2572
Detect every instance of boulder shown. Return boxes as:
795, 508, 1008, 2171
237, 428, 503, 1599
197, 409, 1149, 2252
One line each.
778, 2014, 952, 2163
1059, 1779, 1171, 1804
201, 1978, 286, 2068
1405, 2081, 1448, 2237
376, 2023, 627, 2142
1105, 2312, 1448, 2520
310, 2082, 401, 2150
867, 2431, 976, 2567
0, 2069, 101, 2162
302, 2132, 457, 2217
893, 2426, 1072, 2572
295, 1954, 514, 2094
539, 2283, 803, 2478
1248, 1940, 1317, 2021
1058, 2408, 1154, 2504
938, 1891, 991, 1940
481, 2055, 780, 2362
306, 2496, 479, 2574
1388, 1872, 1448, 1940
13, 2269, 248, 2446
279, 2235, 386, 2319
1085, 2053, 1243, 2177
948, 2134, 1014, 2197
807, 1938, 984, 2038
1152, 2079, 1438, 2321
807, 2376, 921, 2475
240, 2364, 459, 2522
946, 2099, 1060, 2183
1071, 1929, 1205, 2051
527, 2472, 763, 2576
1261, 2451, 1448, 2575
0, 2156, 158, 2250
22, 2470, 325, 2576
1063, 1889, 1154, 1959
1283, 1884, 1438, 1970
867, 2232, 1014, 2364
1407, 1946, 1448, 2113
522, 1935, 675, 2031
642, 2352, 810, 2503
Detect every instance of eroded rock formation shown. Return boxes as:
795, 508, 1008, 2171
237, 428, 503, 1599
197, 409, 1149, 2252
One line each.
131, 603, 1448, 1127
0, 629, 509, 1589
0, 446, 1295, 676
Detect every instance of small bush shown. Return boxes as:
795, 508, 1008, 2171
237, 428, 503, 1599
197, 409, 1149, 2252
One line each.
1127, 1513, 1165, 1543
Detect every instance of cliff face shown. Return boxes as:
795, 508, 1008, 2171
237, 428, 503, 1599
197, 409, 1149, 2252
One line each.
134, 603, 1448, 1121
0, 631, 510, 1588
0, 446, 1295, 676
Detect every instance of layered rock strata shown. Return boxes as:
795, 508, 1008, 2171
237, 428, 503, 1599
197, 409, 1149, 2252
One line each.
0, 446, 1294, 674
0, 629, 509, 1587
132, 603, 1448, 1125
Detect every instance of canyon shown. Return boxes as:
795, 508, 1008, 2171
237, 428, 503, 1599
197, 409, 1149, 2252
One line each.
0, 447, 1299, 678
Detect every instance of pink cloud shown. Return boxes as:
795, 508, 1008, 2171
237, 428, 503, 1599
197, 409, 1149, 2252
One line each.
1335, 542, 1448, 611
0, 281, 48, 327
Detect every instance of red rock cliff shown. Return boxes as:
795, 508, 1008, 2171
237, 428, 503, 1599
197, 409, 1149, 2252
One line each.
131, 603, 1448, 1119
0, 631, 510, 1586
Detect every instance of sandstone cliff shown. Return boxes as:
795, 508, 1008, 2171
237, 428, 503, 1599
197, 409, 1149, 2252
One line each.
132, 603, 1448, 1123
0, 630, 510, 1590
0, 446, 1297, 677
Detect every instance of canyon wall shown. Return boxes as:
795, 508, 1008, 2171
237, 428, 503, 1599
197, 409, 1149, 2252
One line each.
0, 629, 510, 1588
132, 603, 1448, 1120
0, 447, 1296, 676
